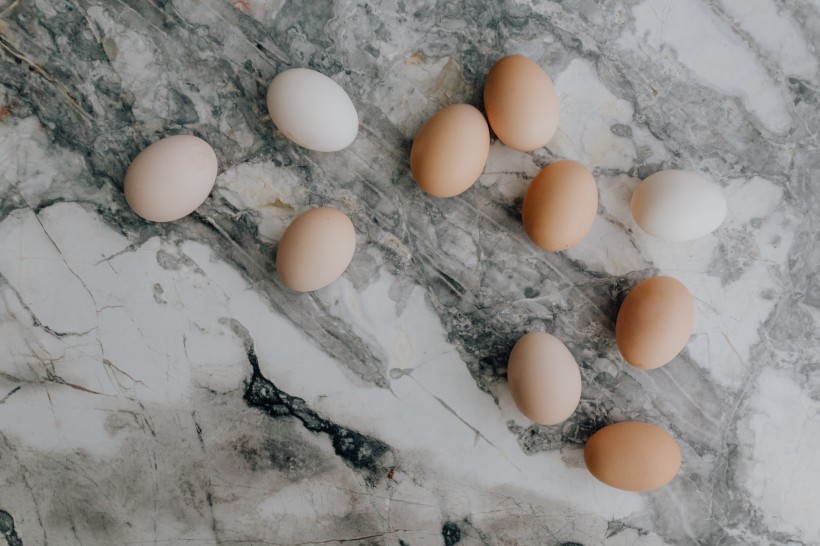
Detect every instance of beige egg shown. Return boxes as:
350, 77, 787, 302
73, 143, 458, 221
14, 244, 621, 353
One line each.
484, 55, 560, 152
507, 332, 582, 425
276, 207, 356, 292
615, 276, 694, 370
584, 421, 681, 492
410, 104, 490, 198
521, 160, 598, 251
124, 135, 218, 222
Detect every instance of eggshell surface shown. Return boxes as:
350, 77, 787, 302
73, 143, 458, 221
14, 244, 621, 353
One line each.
276, 207, 356, 292
584, 421, 681, 492
615, 276, 694, 370
124, 135, 218, 222
266, 68, 359, 152
410, 104, 490, 197
507, 332, 582, 425
484, 55, 560, 152
631, 170, 727, 241
521, 160, 598, 251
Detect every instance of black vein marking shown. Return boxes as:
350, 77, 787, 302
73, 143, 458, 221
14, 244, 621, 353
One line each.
0, 509, 24, 546
225, 318, 393, 486
442, 521, 461, 546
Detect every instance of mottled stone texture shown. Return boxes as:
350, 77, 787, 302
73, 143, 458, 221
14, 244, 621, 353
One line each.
0, 0, 818, 545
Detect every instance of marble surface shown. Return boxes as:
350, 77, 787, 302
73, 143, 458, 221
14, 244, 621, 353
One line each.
0, 0, 819, 544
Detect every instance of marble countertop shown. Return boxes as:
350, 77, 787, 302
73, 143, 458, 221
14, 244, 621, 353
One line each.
1, 0, 819, 545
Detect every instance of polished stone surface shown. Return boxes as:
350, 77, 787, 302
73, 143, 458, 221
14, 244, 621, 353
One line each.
1, 0, 819, 544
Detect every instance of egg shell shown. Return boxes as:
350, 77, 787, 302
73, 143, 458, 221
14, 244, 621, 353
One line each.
507, 332, 582, 425
521, 160, 598, 251
584, 421, 681, 492
615, 276, 694, 370
276, 207, 356, 292
631, 170, 727, 241
123, 135, 218, 222
484, 55, 560, 152
266, 68, 359, 152
409, 104, 490, 198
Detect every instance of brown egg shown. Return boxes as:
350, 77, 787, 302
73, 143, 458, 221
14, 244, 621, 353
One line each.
409, 104, 490, 198
615, 276, 694, 370
521, 160, 598, 251
276, 207, 356, 292
507, 332, 582, 425
484, 55, 560, 152
584, 421, 681, 492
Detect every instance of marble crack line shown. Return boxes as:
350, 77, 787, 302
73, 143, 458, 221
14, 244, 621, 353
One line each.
93, 241, 145, 266
189, 411, 220, 543
0, 386, 20, 405
410, 376, 522, 473
43, 365, 106, 397
0, 432, 46, 545
102, 357, 147, 388
316, 480, 439, 509
287, 529, 425, 546
0, 272, 97, 338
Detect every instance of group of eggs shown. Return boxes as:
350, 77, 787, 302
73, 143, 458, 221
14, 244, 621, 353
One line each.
410, 55, 726, 493
124, 68, 360, 292
121, 55, 728, 494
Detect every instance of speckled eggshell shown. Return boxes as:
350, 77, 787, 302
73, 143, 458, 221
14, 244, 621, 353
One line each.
584, 421, 681, 492
615, 276, 694, 370
123, 135, 218, 222
484, 55, 560, 152
276, 207, 356, 292
409, 104, 490, 198
521, 159, 598, 251
507, 332, 582, 425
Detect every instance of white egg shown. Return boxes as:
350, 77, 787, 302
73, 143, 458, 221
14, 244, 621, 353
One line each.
631, 170, 727, 242
266, 68, 359, 152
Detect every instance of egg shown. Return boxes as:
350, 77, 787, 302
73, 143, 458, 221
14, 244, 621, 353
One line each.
584, 421, 681, 492
276, 207, 356, 292
615, 276, 694, 370
484, 55, 560, 152
123, 135, 218, 222
409, 104, 490, 198
266, 68, 359, 152
521, 160, 598, 251
631, 170, 727, 241
507, 332, 582, 425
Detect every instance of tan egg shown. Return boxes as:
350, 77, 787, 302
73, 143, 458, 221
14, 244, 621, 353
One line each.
409, 104, 490, 198
124, 135, 218, 222
276, 207, 356, 292
507, 332, 582, 425
584, 421, 681, 492
521, 160, 598, 251
615, 276, 694, 370
484, 55, 560, 152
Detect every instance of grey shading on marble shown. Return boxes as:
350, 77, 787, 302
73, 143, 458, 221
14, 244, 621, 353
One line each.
0, 0, 819, 545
